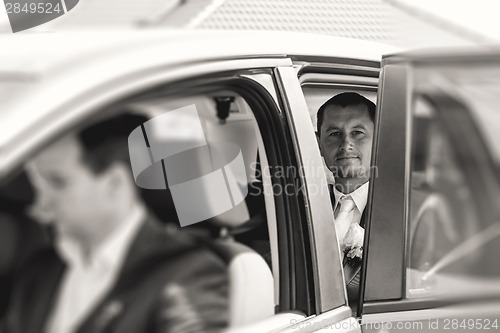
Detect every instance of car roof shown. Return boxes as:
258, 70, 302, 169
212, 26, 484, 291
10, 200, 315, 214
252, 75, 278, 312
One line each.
0, 30, 393, 75
382, 45, 500, 66
0, 30, 395, 178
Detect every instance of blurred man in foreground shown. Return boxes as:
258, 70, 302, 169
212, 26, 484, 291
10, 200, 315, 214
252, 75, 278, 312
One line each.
6, 114, 228, 333
317, 92, 375, 304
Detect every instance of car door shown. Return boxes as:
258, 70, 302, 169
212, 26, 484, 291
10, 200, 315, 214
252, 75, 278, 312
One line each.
226, 57, 386, 332
357, 51, 500, 331
235, 58, 384, 333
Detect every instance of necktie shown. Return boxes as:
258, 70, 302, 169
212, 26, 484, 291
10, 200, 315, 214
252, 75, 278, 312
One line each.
334, 196, 355, 242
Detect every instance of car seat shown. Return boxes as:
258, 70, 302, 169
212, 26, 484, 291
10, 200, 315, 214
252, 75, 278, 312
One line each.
140, 181, 274, 328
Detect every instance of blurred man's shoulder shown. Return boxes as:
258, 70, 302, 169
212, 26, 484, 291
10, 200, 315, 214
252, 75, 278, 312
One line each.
129, 217, 228, 274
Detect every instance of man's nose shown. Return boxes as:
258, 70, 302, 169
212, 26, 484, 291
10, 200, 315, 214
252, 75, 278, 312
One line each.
31, 191, 57, 223
339, 134, 354, 151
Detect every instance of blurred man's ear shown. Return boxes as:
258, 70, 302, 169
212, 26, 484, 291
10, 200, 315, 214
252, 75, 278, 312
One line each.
104, 163, 133, 194
316, 132, 321, 151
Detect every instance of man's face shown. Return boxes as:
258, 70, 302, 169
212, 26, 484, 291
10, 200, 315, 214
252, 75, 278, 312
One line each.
319, 104, 374, 182
26, 136, 110, 239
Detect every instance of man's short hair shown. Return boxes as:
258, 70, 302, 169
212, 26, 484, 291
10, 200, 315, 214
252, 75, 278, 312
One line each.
316, 92, 376, 136
78, 113, 148, 174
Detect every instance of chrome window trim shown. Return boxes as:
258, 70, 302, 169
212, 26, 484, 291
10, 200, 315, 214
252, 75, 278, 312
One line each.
299, 73, 378, 87
225, 312, 307, 333
362, 300, 500, 325
248, 81, 281, 305
275, 66, 347, 313
277, 306, 358, 333
301, 83, 378, 92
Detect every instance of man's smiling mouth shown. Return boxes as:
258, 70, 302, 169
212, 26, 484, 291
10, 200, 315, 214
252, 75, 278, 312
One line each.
336, 156, 358, 161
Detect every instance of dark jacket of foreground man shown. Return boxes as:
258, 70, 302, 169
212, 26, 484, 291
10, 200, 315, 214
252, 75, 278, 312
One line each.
4, 218, 228, 333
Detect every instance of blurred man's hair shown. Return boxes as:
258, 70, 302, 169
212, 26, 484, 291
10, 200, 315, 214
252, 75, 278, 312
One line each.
317, 92, 376, 136
78, 113, 148, 175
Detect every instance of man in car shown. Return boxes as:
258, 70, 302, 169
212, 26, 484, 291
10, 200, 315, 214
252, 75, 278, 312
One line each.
316, 92, 375, 303
5, 114, 228, 333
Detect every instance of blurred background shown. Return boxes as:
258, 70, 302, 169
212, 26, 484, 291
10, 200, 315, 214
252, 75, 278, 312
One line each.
1, 1, 499, 331
1, 0, 499, 49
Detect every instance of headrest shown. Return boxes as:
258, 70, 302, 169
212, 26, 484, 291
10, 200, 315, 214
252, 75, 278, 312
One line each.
208, 239, 274, 327
207, 181, 266, 230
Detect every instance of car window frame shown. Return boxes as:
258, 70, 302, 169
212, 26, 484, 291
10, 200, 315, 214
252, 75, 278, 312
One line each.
291, 61, 381, 315
361, 63, 410, 313
361, 57, 500, 316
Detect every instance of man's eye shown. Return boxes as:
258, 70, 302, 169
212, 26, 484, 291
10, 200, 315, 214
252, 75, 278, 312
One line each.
351, 130, 364, 136
47, 176, 66, 189
329, 131, 341, 137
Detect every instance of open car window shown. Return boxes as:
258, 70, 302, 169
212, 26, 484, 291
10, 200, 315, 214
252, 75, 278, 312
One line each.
407, 63, 500, 300
2, 60, 329, 330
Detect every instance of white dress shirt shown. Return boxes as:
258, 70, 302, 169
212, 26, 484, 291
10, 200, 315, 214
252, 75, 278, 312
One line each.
333, 182, 369, 227
46, 205, 146, 333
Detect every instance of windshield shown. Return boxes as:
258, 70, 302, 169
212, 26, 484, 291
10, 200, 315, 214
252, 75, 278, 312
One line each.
0, 80, 36, 142
416, 64, 500, 175
453, 67, 500, 168
407, 62, 500, 300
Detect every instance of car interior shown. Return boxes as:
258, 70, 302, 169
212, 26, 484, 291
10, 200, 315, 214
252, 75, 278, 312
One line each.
0, 88, 279, 327
126, 92, 277, 325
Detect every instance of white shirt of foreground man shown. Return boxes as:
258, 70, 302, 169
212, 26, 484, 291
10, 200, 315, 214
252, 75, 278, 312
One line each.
333, 182, 368, 244
46, 204, 145, 333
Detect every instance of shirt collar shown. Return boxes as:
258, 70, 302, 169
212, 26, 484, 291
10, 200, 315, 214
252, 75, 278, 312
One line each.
56, 204, 146, 269
97, 204, 146, 268
333, 181, 369, 214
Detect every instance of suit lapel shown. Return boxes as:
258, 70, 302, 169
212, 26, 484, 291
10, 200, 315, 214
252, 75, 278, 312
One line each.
75, 219, 156, 333
110, 218, 194, 292
328, 184, 335, 206
359, 209, 367, 228
76, 217, 195, 333
343, 257, 362, 285
24, 251, 65, 333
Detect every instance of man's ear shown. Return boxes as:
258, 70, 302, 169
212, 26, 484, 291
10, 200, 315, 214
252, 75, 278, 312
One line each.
316, 132, 321, 152
104, 163, 131, 194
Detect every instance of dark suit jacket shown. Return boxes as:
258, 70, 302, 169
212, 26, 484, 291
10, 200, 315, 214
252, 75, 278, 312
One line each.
5, 217, 228, 333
